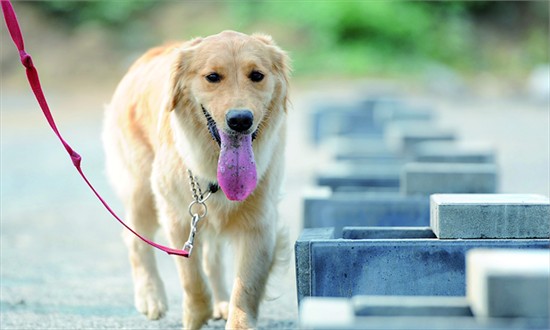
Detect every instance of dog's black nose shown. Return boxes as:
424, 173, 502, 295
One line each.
226, 110, 254, 133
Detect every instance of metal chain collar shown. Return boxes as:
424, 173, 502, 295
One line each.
182, 169, 213, 257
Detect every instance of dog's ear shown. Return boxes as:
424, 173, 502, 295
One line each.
253, 33, 291, 111
168, 37, 203, 111
252, 34, 291, 81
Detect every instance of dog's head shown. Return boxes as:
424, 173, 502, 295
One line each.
168, 31, 290, 201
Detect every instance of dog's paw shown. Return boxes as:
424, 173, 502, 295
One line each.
213, 301, 229, 320
226, 307, 256, 330
183, 296, 213, 330
134, 280, 168, 320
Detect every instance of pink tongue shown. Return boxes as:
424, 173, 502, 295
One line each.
217, 131, 257, 201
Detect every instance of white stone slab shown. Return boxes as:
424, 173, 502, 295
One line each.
467, 249, 550, 319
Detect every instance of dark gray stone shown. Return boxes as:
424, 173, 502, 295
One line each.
413, 141, 496, 164
294, 228, 334, 304
402, 163, 498, 195
385, 124, 456, 153
374, 105, 435, 128
295, 228, 549, 302
353, 295, 471, 317
303, 188, 430, 237
316, 162, 401, 190
323, 136, 397, 160
342, 226, 436, 239
299, 297, 549, 329
311, 103, 382, 144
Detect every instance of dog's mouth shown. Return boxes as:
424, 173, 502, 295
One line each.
201, 105, 258, 146
201, 105, 258, 201
202, 105, 221, 146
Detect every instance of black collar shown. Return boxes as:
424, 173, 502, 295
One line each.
207, 182, 219, 194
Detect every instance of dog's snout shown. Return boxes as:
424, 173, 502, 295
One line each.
226, 110, 254, 133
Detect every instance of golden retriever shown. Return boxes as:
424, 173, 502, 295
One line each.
102, 30, 290, 329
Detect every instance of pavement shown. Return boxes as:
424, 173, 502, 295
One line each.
1, 80, 549, 330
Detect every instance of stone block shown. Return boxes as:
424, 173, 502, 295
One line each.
323, 136, 397, 159
413, 141, 496, 163
342, 226, 435, 239
295, 227, 334, 303
303, 188, 429, 237
299, 297, 549, 329
385, 124, 456, 153
299, 297, 355, 328
374, 104, 435, 127
316, 162, 401, 190
431, 194, 550, 239
402, 162, 498, 195
467, 249, 550, 319
353, 295, 471, 317
311, 104, 382, 144
295, 227, 549, 303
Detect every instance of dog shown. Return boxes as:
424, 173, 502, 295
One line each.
102, 30, 290, 329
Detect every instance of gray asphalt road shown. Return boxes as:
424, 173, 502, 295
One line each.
1, 87, 307, 330
2, 81, 548, 329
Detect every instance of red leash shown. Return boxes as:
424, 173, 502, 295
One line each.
1, 0, 189, 257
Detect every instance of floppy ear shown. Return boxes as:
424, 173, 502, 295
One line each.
253, 33, 291, 111
252, 33, 291, 83
168, 37, 203, 111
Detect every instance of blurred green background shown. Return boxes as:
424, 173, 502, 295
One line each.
2, 1, 548, 89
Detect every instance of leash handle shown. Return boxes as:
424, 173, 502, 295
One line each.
1, 0, 189, 258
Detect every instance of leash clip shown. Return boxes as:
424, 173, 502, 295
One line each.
183, 169, 215, 258
182, 214, 201, 258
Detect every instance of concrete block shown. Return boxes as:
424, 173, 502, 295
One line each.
299, 297, 549, 329
300, 297, 355, 328
342, 226, 435, 239
295, 228, 549, 303
402, 162, 498, 195
467, 249, 550, 319
316, 162, 401, 190
295, 227, 334, 303
323, 136, 397, 160
431, 194, 550, 239
311, 97, 421, 144
374, 105, 435, 127
385, 124, 456, 153
303, 188, 430, 237
413, 141, 496, 164
334, 186, 400, 194
353, 295, 471, 317
311, 104, 382, 144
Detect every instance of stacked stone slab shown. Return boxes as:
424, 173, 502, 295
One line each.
307, 97, 502, 237
300, 96, 549, 329
431, 194, 550, 239
311, 97, 411, 144
299, 249, 549, 329
296, 194, 550, 303
303, 187, 430, 237
313, 97, 498, 193
467, 249, 549, 319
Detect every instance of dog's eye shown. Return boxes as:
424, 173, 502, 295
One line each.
249, 71, 264, 82
205, 73, 222, 83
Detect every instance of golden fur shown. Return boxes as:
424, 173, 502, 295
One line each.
102, 31, 290, 329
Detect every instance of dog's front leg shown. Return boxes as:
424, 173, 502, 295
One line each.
158, 203, 213, 330
227, 218, 276, 329
175, 246, 213, 330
